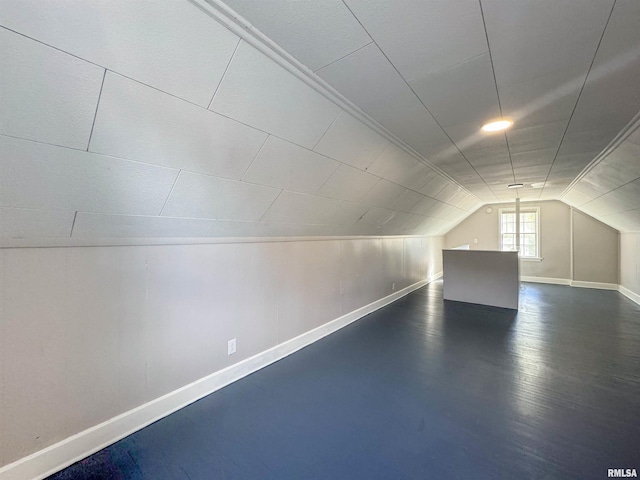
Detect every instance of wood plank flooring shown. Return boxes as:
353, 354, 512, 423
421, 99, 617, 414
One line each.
48, 281, 640, 479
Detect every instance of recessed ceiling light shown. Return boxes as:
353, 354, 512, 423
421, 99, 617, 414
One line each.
507, 183, 524, 189
481, 119, 513, 132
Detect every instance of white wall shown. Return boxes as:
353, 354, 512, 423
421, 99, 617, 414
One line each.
620, 233, 640, 297
0, 235, 443, 468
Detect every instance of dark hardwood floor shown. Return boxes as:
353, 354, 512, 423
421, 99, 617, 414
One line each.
48, 281, 640, 479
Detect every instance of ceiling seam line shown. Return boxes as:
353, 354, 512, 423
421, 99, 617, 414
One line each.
159, 170, 182, 216
207, 37, 242, 109
478, 0, 517, 188
311, 110, 341, 150
536, 0, 617, 199
572, 174, 640, 208
257, 190, 284, 222
240, 135, 270, 182
339, 0, 498, 202
86, 69, 107, 152
69, 211, 78, 238
313, 41, 374, 73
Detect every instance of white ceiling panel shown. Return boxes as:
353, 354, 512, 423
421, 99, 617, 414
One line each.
562, 189, 595, 207
0, 28, 104, 149
601, 209, 640, 232
0, 0, 239, 106
366, 144, 418, 184
389, 190, 424, 214
210, 41, 340, 148
585, 178, 640, 216
419, 175, 450, 198
0, 136, 178, 215
435, 184, 462, 204
209, 220, 339, 238
498, 63, 586, 128
444, 122, 508, 153
72, 213, 215, 239
483, 0, 614, 87
513, 164, 552, 183
0, 207, 74, 239
455, 195, 482, 212
425, 202, 459, 220
573, 178, 611, 199
90, 73, 268, 179
222, 0, 371, 71
510, 149, 558, 168
242, 136, 338, 194
562, 0, 640, 135
397, 163, 439, 192
313, 112, 388, 170
351, 206, 396, 232
261, 191, 367, 226
507, 121, 566, 154
344, 0, 487, 82
360, 179, 405, 208
317, 164, 379, 203
161, 171, 281, 222
411, 196, 438, 216
584, 159, 640, 195
462, 146, 510, 168
315, 43, 451, 156
411, 54, 500, 128
596, 141, 640, 182
379, 211, 414, 234
2, 0, 639, 241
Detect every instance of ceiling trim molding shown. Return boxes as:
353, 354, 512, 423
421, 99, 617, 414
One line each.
560, 110, 640, 198
0, 234, 440, 250
187, 0, 478, 200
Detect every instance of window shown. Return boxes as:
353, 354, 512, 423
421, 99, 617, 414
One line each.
499, 207, 540, 258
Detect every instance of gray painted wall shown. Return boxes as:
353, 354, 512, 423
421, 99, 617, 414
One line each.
445, 200, 619, 283
572, 210, 619, 284
0, 236, 443, 467
620, 233, 640, 296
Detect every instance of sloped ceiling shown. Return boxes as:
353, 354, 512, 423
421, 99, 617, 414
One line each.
563, 116, 640, 232
0, 0, 639, 244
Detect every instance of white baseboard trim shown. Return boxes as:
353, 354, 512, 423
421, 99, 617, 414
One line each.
0, 276, 437, 480
619, 284, 640, 306
570, 280, 618, 290
520, 276, 571, 285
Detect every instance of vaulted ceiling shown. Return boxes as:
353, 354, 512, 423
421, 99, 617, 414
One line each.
0, 0, 639, 243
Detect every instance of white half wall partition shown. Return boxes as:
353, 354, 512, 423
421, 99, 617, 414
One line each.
0, 235, 443, 479
442, 249, 520, 309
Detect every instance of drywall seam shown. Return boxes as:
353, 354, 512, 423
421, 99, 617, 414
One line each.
0, 272, 442, 480
186, 0, 477, 200
618, 284, 640, 306
520, 276, 571, 286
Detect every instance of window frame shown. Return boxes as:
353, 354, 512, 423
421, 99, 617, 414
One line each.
498, 206, 541, 260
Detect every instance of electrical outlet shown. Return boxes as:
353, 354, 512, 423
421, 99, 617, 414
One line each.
228, 338, 236, 355
392, 282, 395, 291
